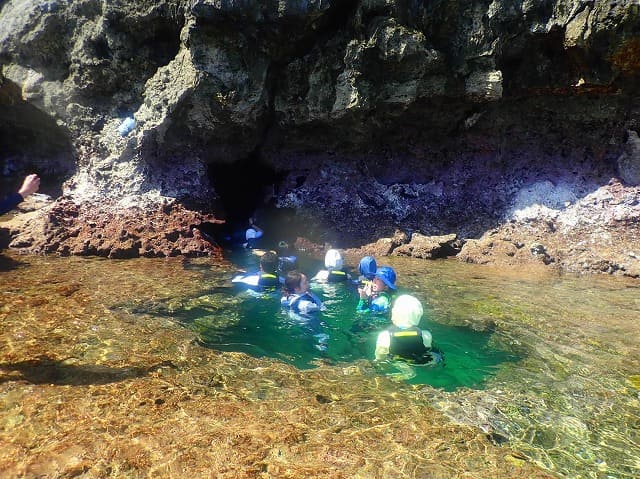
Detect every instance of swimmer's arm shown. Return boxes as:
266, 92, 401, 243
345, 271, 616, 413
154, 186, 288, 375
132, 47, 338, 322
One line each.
421, 330, 432, 349
356, 298, 369, 313
375, 331, 391, 360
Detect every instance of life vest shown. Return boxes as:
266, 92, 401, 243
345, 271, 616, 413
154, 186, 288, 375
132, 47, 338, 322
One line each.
311, 268, 348, 283
327, 269, 348, 282
257, 273, 279, 288
232, 272, 278, 291
388, 325, 430, 363
283, 292, 323, 314
358, 290, 393, 315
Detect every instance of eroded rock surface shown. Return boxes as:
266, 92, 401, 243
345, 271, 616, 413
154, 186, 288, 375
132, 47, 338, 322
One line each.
0, 0, 639, 274
3, 199, 223, 258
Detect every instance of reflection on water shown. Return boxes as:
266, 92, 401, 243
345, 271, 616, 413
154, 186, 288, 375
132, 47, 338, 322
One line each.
1, 251, 639, 478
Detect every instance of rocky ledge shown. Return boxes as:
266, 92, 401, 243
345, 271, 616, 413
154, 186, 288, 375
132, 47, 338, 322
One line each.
337, 179, 640, 278
2, 197, 222, 259
1, 0, 639, 277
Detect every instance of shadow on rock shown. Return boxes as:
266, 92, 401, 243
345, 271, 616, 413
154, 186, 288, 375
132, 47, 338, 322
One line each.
0, 356, 177, 386
0, 252, 22, 271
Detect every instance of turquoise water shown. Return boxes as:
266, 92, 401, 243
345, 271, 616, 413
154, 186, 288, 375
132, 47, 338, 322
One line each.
174, 251, 520, 391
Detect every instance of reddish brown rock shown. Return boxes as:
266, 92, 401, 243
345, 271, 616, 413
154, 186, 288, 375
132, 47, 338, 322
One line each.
5, 199, 224, 259
457, 180, 640, 277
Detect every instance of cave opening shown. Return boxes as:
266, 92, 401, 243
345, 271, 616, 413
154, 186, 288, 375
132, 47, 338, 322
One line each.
205, 151, 293, 249
0, 80, 74, 198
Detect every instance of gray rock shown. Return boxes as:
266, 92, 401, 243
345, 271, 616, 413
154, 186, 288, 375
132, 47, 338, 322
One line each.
618, 130, 640, 186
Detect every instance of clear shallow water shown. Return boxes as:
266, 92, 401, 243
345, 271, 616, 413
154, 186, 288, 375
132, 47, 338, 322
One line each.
2, 251, 639, 478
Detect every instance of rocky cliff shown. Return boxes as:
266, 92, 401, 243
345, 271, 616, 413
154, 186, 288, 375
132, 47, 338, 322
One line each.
1, 0, 639, 274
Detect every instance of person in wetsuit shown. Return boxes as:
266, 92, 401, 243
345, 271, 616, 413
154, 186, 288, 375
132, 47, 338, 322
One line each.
356, 265, 397, 316
311, 249, 350, 283
374, 294, 434, 364
356, 255, 377, 286
281, 270, 325, 314
243, 217, 264, 249
231, 251, 280, 291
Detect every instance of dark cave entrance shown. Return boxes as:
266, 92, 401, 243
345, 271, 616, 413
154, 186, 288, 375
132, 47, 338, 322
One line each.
0, 80, 74, 197
206, 151, 293, 249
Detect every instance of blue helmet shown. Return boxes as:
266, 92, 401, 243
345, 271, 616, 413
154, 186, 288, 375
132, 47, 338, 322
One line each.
358, 256, 377, 279
374, 266, 397, 290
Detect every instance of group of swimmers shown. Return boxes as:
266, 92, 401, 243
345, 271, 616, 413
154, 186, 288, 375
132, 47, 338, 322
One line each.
4, 184, 438, 366
232, 247, 437, 365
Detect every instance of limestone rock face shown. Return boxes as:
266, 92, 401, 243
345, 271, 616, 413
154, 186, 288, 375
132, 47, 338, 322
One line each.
1, 0, 639, 272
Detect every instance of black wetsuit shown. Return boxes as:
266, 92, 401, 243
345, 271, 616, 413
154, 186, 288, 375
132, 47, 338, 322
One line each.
0, 192, 22, 215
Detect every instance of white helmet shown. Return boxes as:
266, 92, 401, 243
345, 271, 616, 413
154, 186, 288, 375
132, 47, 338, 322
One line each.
324, 249, 343, 270
391, 295, 424, 328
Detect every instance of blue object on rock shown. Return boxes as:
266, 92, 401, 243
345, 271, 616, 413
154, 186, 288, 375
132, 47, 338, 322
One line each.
118, 117, 136, 136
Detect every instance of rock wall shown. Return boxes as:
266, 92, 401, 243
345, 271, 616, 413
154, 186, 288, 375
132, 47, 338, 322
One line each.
1, 0, 639, 274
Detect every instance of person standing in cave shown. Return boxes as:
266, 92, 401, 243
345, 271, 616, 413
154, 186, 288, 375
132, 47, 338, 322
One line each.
243, 216, 264, 249
0, 174, 40, 215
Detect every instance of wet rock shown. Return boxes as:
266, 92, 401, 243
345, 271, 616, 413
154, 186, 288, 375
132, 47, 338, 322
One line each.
457, 180, 640, 278
394, 233, 461, 259
529, 243, 547, 256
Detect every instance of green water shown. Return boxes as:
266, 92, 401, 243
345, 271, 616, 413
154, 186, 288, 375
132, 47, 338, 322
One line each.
169, 251, 520, 391
2, 251, 640, 478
